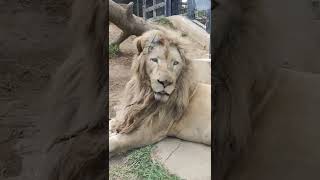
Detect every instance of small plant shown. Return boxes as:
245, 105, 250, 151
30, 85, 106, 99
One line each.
181, 32, 188, 37
109, 44, 120, 58
152, 16, 176, 29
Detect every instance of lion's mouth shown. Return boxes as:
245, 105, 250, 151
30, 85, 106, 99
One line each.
155, 91, 170, 96
154, 91, 170, 102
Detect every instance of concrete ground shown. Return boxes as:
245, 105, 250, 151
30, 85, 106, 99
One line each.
153, 138, 211, 180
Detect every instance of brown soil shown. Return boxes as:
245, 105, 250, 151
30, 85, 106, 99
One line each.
0, 0, 70, 178
108, 23, 136, 118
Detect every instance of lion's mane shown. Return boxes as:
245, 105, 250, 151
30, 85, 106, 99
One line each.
114, 29, 196, 134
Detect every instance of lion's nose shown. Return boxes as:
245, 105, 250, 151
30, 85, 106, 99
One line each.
157, 79, 172, 87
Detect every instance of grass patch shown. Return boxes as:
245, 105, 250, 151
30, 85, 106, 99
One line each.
127, 145, 180, 180
109, 163, 136, 180
109, 145, 181, 180
109, 43, 120, 58
152, 16, 176, 29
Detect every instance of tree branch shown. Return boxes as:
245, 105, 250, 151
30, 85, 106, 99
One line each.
109, 0, 153, 45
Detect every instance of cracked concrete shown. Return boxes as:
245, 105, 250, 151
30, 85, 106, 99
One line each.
153, 138, 211, 180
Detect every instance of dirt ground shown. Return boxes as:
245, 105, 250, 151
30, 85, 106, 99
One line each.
0, 0, 70, 178
109, 24, 135, 118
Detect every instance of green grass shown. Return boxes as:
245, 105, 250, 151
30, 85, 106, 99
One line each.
109, 163, 136, 180
109, 145, 181, 180
109, 43, 120, 58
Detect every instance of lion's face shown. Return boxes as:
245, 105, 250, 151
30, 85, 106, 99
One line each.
135, 30, 186, 102
146, 44, 184, 102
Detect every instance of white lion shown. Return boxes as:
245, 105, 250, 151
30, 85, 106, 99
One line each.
109, 29, 211, 157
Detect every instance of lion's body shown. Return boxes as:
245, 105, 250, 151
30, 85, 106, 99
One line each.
109, 29, 211, 157
168, 83, 211, 145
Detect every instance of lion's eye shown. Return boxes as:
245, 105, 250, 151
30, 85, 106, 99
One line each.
150, 58, 158, 63
173, 61, 179, 66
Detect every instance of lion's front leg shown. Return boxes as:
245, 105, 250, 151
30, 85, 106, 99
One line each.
109, 125, 166, 158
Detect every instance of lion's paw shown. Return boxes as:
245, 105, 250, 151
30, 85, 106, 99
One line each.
109, 135, 119, 158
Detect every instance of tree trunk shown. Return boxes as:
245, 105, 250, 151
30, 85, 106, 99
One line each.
109, 0, 152, 45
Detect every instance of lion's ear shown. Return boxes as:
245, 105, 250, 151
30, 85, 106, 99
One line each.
134, 37, 144, 54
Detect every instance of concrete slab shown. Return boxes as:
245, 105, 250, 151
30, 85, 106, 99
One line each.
152, 138, 211, 180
